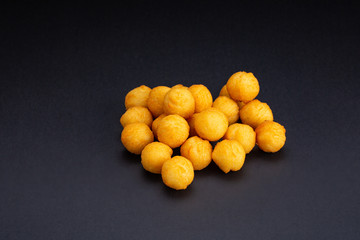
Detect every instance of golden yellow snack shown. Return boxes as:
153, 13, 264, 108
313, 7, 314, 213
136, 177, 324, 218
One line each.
151, 114, 166, 139
255, 121, 286, 153
212, 96, 239, 125
219, 85, 231, 98
212, 140, 246, 173
187, 113, 199, 137
226, 71, 260, 103
125, 85, 151, 109
161, 156, 194, 190
194, 108, 228, 141
120, 106, 153, 128
172, 84, 187, 89
180, 136, 212, 170
163, 87, 195, 119
147, 86, 171, 117
189, 84, 213, 113
239, 99, 273, 129
121, 123, 154, 154
141, 142, 173, 174
224, 123, 256, 153
157, 114, 190, 148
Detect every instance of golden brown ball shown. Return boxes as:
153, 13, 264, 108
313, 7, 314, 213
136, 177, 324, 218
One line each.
147, 86, 171, 118
180, 136, 212, 170
125, 85, 151, 109
255, 121, 286, 153
151, 114, 167, 139
194, 108, 228, 141
163, 87, 195, 119
120, 106, 153, 128
187, 113, 199, 137
226, 71, 260, 103
239, 99, 273, 129
161, 156, 194, 190
141, 142, 173, 174
212, 96, 239, 125
223, 123, 256, 153
157, 114, 190, 148
219, 85, 231, 98
121, 123, 154, 154
212, 140, 246, 173
189, 84, 213, 113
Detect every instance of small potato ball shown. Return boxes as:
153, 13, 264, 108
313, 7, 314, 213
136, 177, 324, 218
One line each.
255, 121, 286, 153
180, 136, 212, 170
157, 115, 190, 148
189, 84, 213, 113
212, 96, 239, 125
151, 114, 167, 139
125, 85, 151, 109
120, 106, 153, 128
187, 113, 199, 137
141, 142, 173, 174
212, 140, 246, 173
224, 123, 256, 153
163, 87, 195, 119
239, 99, 274, 129
147, 86, 171, 118
219, 85, 231, 98
161, 156, 194, 190
121, 123, 154, 154
194, 108, 228, 141
226, 71, 260, 103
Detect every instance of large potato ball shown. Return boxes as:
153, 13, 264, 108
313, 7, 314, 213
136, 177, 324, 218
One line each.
255, 121, 286, 153
212, 96, 239, 125
180, 136, 212, 170
125, 85, 151, 109
157, 114, 190, 148
161, 156, 194, 190
226, 72, 259, 103
141, 142, 173, 174
239, 99, 273, 129
121, 123, 154, 154
120, 106, 153, 128
194, 108, 228, 141
147, 86, 171, 118
223, 123, 256, 153
212, 140, 246, 173
151, 114, 167, 139
189, 84, 213, 113
163, 87, 195, 119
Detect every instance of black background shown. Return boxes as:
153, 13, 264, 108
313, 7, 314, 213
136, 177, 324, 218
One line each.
1, 1, 360, 239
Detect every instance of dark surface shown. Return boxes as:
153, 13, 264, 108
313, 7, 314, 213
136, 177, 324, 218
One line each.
1, 1, 360, 239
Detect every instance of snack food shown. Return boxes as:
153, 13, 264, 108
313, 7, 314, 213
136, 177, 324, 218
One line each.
157, 114, 190, 148
163, 86, 195, 119
226, 72, 259, 103
212, 140, 246, 173
187, 113, 199, 137
223, 123, 256, 153
141, 142, 173, 174
188, 84, 213, 113
180, 136, 212, 170
125, 85, 151, 109
121, 123, 154, 154
120, 106, 153, 127
161, 156, 194, 190
212, 96, 239, 125
239, 99, 273, 128
194, 108, 228, 141
255, 121, 286, 153
151, 114, 167, 139
147, 86, 171, 118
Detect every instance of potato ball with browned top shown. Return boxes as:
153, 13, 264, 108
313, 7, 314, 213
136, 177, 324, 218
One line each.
226, 72, 259, 103
223, 123, 256, 153
255, 121, 286, 153
121, 123, 154, 154
147, 86, 170, 118
194, 108, 228, 141
120, 106, 153, 128
161, 156, 194, 190
180, 136, 212, 170
125, 85, 151, 109
189, 84, 213, 113
151, 114, 167, 139
239, 99, 273, 129
141, 142, 173, 174
157, 115, 190, 148
163, 87, 195, 119
187, 113, 199, 137
212, 140, 246, 173
212, 96, 239, 125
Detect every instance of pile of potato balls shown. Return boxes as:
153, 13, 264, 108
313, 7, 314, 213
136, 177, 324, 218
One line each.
120, 71, 286, 190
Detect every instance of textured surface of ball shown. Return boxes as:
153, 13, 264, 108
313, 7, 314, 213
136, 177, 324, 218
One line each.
226, 71, 260, 102
151, 114, 167, 139
141, 142, 173, 174
120, 106, 153, 127
212, 140, 246, 173
194, 108, 228, 141
239, 99, 273, 129
189, 84, 213, 113
121, 123, 154, 154
163, 87, 195, 119
255, 121, 286, 153
224, 123, 256, 153
180, 136, 212, 170
212, 96, 239, 125
157, 114, 190, 148
125, 85, 151, 109
161, 156, 194, 190
147, 86, 170, 117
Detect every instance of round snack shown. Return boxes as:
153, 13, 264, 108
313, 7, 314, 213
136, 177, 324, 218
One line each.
125, 85, 151, 109
239, 99, 273, 129
226, 71, 259, 103
255, 121, 286, 153
212, 140, 246, 173
163, 87, 195, 119
219, 85, 231, 98
141, 142, 173, 174
147, 86, 171, 118
180, 136, 212, 170
224, 123, 256, 153
120, 106, 153, 128
121, 123, 154, 154
187, 113, 199, 137
189, 84, 213, 113
157, 115, 190, 148
212, 96, 239, 125
194, 108, 228, 141
161, 156, 194, 190
151, 114, 167, 139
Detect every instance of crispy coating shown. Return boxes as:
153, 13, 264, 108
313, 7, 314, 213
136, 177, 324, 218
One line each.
226, 72, 259, 103
120, 106, 153, 128
189, 84, 213, 113
255, 121, 286, 153
157, 115, 190, 148
125, 85, 151, 109
147, 86, 171, 118
151, 114, 167, 139
187, 113, 199, 137
161, 156, 194, 190
141, 142, 173, 174
224, 123, 256, 153
163, 87, 195, 119
194, 108, 228, 141
239, 99, 273, 128
212, 96, 239, 125
180, 136, 212, 170
212, 140, 246, 173
121, 123, 154, 154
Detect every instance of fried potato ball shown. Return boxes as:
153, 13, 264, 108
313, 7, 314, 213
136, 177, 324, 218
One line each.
121, 123, 154, 154
163, 87, 195, 119
180, 136, 212, 170
189, 84, 213, 113
223, 123, 256, 153
219, 85, 231, 98
157, 114, 190, 148
239, 99, 273, 129
161, 156, 194, 190
226, 72, 259, 103
120, 106, 153, 128
151, 114, 167, 139
147, 86, 171, 118
212, 140, 246, 173
194, 108, 228, 141
255, 121, 286, 153
212, 96, 239, 125
125, 85, 151, 109
187, 113, 199, 137
141, 142, 173, 174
